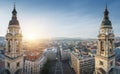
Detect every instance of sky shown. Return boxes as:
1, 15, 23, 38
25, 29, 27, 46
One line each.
0, 0, 120, 39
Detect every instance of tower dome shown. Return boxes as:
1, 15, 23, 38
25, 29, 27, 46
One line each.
9, 3, 19, 25
101, 5, 112, 29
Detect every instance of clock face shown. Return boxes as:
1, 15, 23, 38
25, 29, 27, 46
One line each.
100, 29, 104, 33
102, 30, 104, 33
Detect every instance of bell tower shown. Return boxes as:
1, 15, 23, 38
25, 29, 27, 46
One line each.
95, 5, 116, 74
4, 4, 23, 74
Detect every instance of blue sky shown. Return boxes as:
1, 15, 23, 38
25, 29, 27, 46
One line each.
0, 0, 120, 39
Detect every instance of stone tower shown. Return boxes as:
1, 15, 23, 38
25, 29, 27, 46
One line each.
95, 5, 116, 74
4, 4, 23, 74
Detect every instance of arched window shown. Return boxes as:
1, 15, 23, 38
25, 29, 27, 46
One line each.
100, 40, 104, 54
109, 39, 113, 53
8, 40, 11, 53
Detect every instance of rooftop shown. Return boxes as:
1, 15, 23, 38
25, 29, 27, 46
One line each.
71, 49, 94, 60
24, 50, 44, 61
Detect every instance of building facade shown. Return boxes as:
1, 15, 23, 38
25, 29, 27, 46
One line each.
24, 51, 47, 74
60, 48, 70, 60
4, 4, 23, 74
44, 47, 57, 60
95, 5, 116, 74
70, 50, 95, 74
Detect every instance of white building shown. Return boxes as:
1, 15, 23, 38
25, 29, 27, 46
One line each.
44, 47, 57, 60
60, 48, 70, 60
24, 52, 47, 74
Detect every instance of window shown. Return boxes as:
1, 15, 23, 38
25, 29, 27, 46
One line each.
101, 41, 104, 51
110, 61, 113, 66
17, 62, 20, 67
99, 61, 103, 65
7, 62, 10, 68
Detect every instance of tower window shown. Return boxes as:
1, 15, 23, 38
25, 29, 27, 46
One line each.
99, 61, 103, 66
17, 62, 20, 67
101, 41, 104, 51
7, 62, 10, 68
110, 61, 113, 66
16, 49, 19, 52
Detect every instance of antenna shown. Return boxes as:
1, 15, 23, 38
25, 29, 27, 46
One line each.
106, 0, 108, 8
14, 2, 16, 9
14, 0, 17, 6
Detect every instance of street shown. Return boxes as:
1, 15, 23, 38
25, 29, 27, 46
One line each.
48, 60, 76, 74
48, 46, 76, 74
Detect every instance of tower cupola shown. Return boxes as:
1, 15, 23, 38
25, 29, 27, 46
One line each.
101, 4, 112, 29
9, 3, 19, 25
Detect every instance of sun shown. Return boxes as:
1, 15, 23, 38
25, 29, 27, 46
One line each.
27, 34, 37, 40
24, 34, 38, 41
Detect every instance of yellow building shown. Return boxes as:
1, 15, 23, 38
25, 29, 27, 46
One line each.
4, 4, 23, 74
70, 50, 95, 74
95, 5, 116, 74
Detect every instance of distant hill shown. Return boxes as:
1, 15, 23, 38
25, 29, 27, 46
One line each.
52, 37, 83, 41
115, 37, 120, 41
0, 37, 5, 41
51, 37, 120, 41
0, 36, 5, 46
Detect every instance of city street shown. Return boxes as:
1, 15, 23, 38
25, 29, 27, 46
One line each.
55, 60, 63, 74
48, 60, 76, 74
48, 46, 76, 74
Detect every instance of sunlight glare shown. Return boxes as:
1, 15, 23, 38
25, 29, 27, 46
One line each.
24, 34, 38, 41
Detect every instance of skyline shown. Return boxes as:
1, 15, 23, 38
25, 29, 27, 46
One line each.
0, 0, 120, 39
